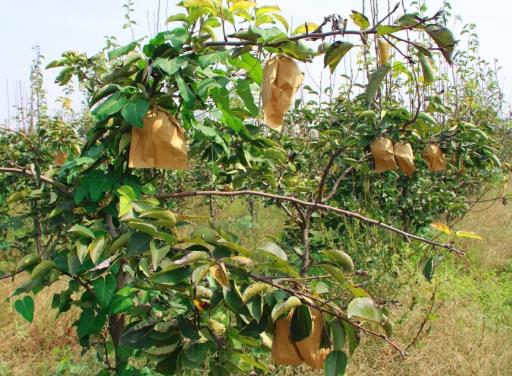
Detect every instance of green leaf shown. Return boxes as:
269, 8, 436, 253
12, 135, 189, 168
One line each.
121, 97, 150, 128
382, 315, 394, 338
256, 242, 287, 262
92, 274, 117, 309
376, 25, 402, 36
127, 232, 152, 257
231, 53, 263, 84
152, 244, 170, 270
108, 41, 138, 60
236, 79, 259, 116
197, 51, 229, 68
324, 42, 354, 73
167, 13, 189, 24
108, 232, 131, 254
90, 84, 119, 107
331, 320, 346, 351
421, 256, 435, 282
31, 260, 57, 280
350, 10, 370, 29
184, 342, 208, 363
342, 321, 360, 355
425, 24, 456, 64
324, 350, 348, 376
14, 296, 34, 323
290, 305, 312, 342
69, 224, 96, 239
77, 309, 106, 338
258, 27, 288, 43
396, 14, 420, 27
88, 236, 107, 265
271, 296, 301, 321
319, 263, 346, 285
177, 315, 200, 341
321, 249, 354, 272
347, 297, 383, 323
154, 56, 189, 76
246, 295, 263, 322
55, 67, 74, 85
175, 74, 196, 109
150, 267, 192, 285
92, 92, 128, 123
418, 53, 435, 84
109, 294, 134, 314
223, 286, 248, 315
365, 64, 391, 105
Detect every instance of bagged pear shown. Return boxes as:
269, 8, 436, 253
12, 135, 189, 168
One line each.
423, 143, 447, 171
295, 308, 330, 369
271, 311, 303, 366
272, 307, 330, 369
262, 56, 304, 131
128, 108, 188, 169
370, 136, 397, 172
53, 151, 68, 166
394, 142, 416, 176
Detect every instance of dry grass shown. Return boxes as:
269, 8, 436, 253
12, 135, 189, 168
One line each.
0, 275, 98, 376
455, 178, 512, 269
273, 176, 512, 376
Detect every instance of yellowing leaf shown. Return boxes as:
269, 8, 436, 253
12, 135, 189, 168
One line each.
210, 263, 230, 288
455, 231, 483, 240
229, 1, 256, 12
430, 222, 451, 235
183, 0, 216, 8
271, 296, 301, 321
350, 10, 370, 30
292, 22, 319, 35
256, 5, 280, 16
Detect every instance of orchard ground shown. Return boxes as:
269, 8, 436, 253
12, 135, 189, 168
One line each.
1, 177, 511, 376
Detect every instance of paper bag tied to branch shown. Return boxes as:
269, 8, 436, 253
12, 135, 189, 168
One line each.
423, 143, 447, 171
53, 151, 68, 166
371, 136, 397, 172
272, 308, 329, 369
128, 108, 188, 170
394, 142, 416, 176
262, 56, 304, 131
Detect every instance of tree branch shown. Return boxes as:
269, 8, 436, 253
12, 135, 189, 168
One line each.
159, 189, 464, 255
0, 167, 72, 196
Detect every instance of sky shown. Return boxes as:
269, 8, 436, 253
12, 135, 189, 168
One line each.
0, 0, 510, 124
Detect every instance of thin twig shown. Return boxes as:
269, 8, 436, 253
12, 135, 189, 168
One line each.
0, 270, 24, 281
405, 283, 438, 351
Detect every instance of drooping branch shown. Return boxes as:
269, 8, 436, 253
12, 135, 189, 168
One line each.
226, 264, 407, 356
0, 167, 72, 196
159, 189, 464, 255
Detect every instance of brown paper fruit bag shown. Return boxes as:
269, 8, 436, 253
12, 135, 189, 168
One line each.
423, 143, 447, 171
262, 56, 304, 131
295, 308, 330, 369
128, 108, 188, 169
370, 136, 397, 172
53, 151, 68, 166
394, 142, 416, 176
271, 312, 303, 366
377, 38, 391, 66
